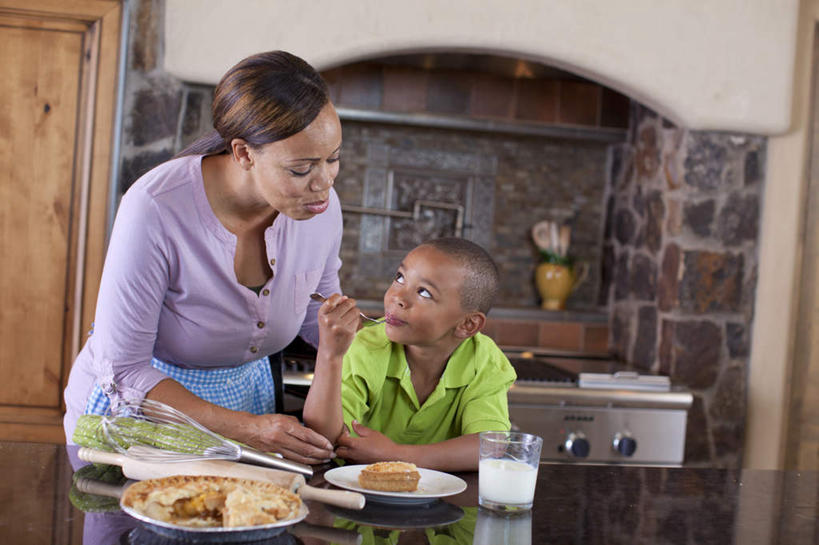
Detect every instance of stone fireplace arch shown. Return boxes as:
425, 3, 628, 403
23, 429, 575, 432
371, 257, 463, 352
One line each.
164, 0, 798, 134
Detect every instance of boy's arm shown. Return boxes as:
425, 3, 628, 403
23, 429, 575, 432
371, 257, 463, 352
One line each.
336, 421, 481, 472
302, 348, 345, 442
395, 434, 480, 472
302, 294, 359, 443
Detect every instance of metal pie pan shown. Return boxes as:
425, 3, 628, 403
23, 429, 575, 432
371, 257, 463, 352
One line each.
120, 501, 308, 543
126, 524, 299, 544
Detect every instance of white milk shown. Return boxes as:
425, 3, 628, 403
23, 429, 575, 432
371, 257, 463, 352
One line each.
479, 458, 538, 505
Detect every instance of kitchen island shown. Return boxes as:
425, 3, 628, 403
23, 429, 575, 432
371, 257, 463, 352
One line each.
0, 441, 815, 544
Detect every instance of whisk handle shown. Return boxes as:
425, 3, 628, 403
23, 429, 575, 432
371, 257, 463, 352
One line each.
239, 447, 313, 477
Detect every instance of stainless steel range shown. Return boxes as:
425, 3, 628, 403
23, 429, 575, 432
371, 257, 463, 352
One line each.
279, 340, 693, 466
505, 350, 693, 466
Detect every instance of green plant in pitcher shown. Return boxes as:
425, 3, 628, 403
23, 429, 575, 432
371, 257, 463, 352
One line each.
531, 220, 587, 310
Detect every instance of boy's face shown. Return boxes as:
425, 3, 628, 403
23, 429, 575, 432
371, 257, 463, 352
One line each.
383, 245, 468, 346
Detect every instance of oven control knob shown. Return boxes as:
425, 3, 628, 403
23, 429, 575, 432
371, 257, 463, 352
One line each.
564, 432, 590, 458
613, 433, 637, 456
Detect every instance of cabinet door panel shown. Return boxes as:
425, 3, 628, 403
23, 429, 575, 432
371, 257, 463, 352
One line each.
0, 23, 83, 407
0, 1, 120, 442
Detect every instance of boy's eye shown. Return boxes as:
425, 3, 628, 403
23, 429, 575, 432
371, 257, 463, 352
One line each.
328, 155, 341, 164
418, 288, 432, 299
394, 272, 404, 284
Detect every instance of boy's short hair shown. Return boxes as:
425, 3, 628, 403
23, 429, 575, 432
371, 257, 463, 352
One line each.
419, 237, 499, 314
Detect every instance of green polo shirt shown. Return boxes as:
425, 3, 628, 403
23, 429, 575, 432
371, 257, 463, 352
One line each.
340, 325, 516, 444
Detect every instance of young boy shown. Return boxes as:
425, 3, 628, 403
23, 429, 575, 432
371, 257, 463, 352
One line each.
303, 237, 516, 472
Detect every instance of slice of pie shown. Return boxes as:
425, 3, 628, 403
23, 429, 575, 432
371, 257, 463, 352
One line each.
357, 461, 421, 492
121, 475, 302, 528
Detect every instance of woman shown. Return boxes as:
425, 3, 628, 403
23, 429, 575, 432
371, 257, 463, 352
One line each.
63, 51, 340, 464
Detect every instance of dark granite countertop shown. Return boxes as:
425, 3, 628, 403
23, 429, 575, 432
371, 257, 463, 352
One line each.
1, 442, 816, 544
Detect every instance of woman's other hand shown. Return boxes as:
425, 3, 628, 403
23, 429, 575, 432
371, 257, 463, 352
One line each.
316, 293, 359, 361
245, 413, 335, 464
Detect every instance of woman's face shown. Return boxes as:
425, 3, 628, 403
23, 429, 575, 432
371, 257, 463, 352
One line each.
248, 102, 342, 220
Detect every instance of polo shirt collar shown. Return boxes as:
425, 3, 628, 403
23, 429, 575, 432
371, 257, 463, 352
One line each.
385, 336, 477, 388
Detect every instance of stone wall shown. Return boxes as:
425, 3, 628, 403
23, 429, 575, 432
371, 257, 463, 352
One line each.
117, 0, 183, 199
604, 105, 765, 467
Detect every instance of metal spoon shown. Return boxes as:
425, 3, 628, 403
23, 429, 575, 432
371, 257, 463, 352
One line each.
310, 292, 385, 325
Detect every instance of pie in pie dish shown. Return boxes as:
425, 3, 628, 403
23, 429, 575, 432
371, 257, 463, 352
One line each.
121, 475, 302, 528
357, 461, 421, 492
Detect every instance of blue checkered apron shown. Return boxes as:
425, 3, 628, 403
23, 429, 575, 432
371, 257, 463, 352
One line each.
84, 357, 276, 416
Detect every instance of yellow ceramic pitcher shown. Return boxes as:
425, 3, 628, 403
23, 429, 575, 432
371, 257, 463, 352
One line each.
535, 262, 588, 310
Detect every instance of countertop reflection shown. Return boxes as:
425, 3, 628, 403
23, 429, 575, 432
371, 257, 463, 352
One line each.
0, 442, 816, 544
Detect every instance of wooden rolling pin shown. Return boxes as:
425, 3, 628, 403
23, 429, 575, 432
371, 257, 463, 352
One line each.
78, 447, 365, 510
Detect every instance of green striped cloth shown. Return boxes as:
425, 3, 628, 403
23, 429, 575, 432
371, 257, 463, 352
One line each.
69, 463, 126, 513
72, 414, 225, 454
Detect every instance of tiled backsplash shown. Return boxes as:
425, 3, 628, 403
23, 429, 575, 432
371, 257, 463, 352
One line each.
483, 316, 609, 354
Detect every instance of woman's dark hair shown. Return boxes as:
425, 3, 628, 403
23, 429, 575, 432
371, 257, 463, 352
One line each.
177, 50, 330, 157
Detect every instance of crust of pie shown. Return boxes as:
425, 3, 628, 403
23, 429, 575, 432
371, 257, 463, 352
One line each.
121, 475, 302, 528
358, 461, 421, 492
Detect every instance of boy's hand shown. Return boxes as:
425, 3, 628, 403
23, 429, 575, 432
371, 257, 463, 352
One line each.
335, 420, 398, 463
317, 294, 360, 360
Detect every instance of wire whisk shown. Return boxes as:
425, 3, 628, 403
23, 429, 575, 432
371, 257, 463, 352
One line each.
101, 399, 312, 476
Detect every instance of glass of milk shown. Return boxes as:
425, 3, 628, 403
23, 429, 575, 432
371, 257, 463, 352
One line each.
478, 431, 543, 512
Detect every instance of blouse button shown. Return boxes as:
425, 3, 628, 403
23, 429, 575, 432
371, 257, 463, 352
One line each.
250, 346, 258, 354
261, 289, 270, 296
269, 258, 276, 266
257, 321, 265, 329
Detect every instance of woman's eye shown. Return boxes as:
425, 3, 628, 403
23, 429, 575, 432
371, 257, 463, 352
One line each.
289, 168, 311, 177
418, 288, 431, 299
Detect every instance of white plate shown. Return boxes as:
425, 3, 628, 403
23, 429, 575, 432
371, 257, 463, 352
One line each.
324, 465, 467, 505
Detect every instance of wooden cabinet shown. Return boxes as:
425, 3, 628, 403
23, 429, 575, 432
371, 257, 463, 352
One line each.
0, 0, 121, 442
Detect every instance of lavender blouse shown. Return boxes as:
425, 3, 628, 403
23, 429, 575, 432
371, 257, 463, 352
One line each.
63, 155, 342, 440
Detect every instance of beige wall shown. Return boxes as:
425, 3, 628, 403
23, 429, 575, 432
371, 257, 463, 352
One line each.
164, 0, 799, 133
781, 0, 819, 471
744, 0, 817, 470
